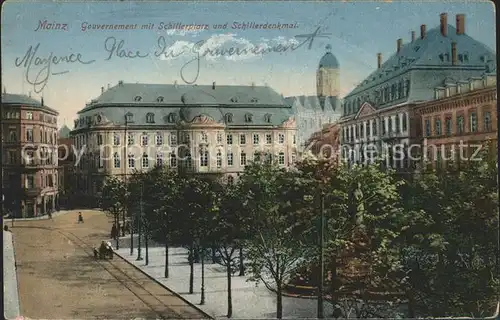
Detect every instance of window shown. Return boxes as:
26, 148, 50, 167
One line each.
113, 153, 120, 168
157, 96, 164, 102
200, 150, 209, 167
126, 112, 134, 123
98, 154, 103, 168
457, 115, 465, 134
26, 175, 35, 188
227, 176, 234, 185
217, 132, 223, 144
156, 133, 163, 145
8, 151, 16, 164
245, 113, 253, 123
293, 134, 296, 144
254, 152, 261, 163
372, 120, 377, 135
25, 151, 34, 165
253, 134, 260, 145
142, 153, 149, 168
382, 119, 386, 135
114, 134, 120, 146
395, 116, 400, 133
134, 96, 142, 102
278, 152, 285, 165
170, 133, 177, 146
26, 112, 33, 120
170, 152, 177, 167
142, 133, 148, 146
425, 119, 431, 136
156, 153, 163, 167
402, 115, 407, 131
226, 134, 233, 145
128, 134, 134, 145
227, 152, 233, 166
9, 129, 17, 142
445, 117, 452, 135
388, 117, 392, 133
240, 134, 246, 145
182, 132, 190, 144
128, 154, 135, 168
216, 150, 222, 168
146, 113, 155, 123
201, 132, 208, 143
484, 111, 492, 131
469, 111, 477, 132
435, 119, 442, 135
225, 113, 233, 123
26, 129, 33, 142
167, 113, 176, 123
266, 134, 272, 144
240, 152, 247, 166
264, 114, 272, 123
39, 129, 44, 143
265, 153, 272, 165
398, 81, 403, 99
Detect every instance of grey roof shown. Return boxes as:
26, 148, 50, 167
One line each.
74, 83, 294, 129
344, 25, 495, 99
319, 52, 340, 69
58, 125, 71, 138
1, 93, 58, 113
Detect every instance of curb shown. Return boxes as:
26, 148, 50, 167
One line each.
113, 251, 214, 320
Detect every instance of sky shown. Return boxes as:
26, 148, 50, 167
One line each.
1, 0, 496, 128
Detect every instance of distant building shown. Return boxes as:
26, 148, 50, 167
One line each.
57, 124, 75, 208
339, 13, 496, 171
71, 81, 297, 202
286, 45, 342, 151
1, 92, 59, 217
304, 123, 341, 162
415, 73, 497, 170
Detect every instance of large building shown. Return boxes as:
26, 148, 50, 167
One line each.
339, 13, 496, 170
71, 81, 297, 201
285, 45, 342, 150
57, 124, 76, 208
1, 92, 60, 217
415, 73, 497, 170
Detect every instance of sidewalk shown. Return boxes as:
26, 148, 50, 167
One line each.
3, 209, 99, 222
114, 235, 334, 319
3, 231, 20, 319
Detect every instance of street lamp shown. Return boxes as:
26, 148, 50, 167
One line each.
317, 189, 325, 319
136, 182, 143, 261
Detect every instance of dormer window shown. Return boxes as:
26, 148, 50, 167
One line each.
264, 114, 272, 123
225, 113, 233, 123
146, 112, 155, 123
250, 98, 258, 103
96, 114, 102, 123
463, 53, 469, 62
458, 54, 463, 62
230, 97, 238, 103
134, 96, 142, 102
157, 96, 164, 102
480, 55, 485, 62
439, 53, 444, 62
167, 113, 176, 123
125, 112, 134, 123
245, 113, 253, 123
414, 46, 420, 52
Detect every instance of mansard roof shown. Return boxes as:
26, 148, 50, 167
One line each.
344, 25, 495, 99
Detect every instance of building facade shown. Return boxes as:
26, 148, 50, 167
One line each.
57, 125, 76, 208
71, 81, 297, 201
415, 73, 497, 170
1, 93, 60, 217
339, 13, 496, 170
286, 45, 342, 151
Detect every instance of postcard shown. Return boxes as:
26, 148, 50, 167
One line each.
1, 1, 497, 319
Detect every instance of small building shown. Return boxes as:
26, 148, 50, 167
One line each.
1, 92, 60, 217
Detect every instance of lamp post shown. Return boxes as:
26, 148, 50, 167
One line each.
317, 190, 325, 319
136, 182, 143, 261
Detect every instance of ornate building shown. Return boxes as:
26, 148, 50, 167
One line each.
415, 73, 497, 169
286, 45, 342, 151
1, 92, 60, 217
339, 13, 496, 170
71, 81, 297, 201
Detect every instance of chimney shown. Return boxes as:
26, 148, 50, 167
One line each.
440, 13, 448, 36
101, 86, 104, 93
456, 14, 465, 35
377, 53, 382, 69
451, 41, 457, 65
420, 24, 426, 39
212, 81, 216, 89
411, 31, 416, 42
397, 38, 403, 53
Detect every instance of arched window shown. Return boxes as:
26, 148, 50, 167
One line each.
146, 113, 155, 123
142, 153, 149, 168
9, 131, 17, 142
167, 113, 177, 123
125, 112, 134, 123
113, 153, 120, 168
225, 113, 233, 123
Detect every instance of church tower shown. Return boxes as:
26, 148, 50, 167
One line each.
316, 44, 340, 97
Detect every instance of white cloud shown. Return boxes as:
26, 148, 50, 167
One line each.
158, 34, 300, 62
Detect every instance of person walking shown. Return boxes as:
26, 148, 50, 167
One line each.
48, 210, 52, 220
77, 212, 84, 223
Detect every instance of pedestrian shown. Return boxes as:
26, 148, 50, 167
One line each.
77, 212, 84, 223
111, 223, 117, 238
48, 210, 52, 220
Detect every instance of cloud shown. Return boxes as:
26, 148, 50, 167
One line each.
158, 34, 300, 62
